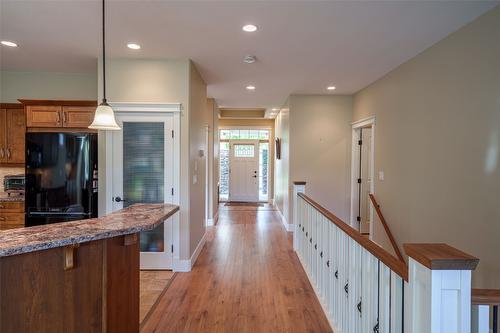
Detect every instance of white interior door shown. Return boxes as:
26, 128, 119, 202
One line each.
229, 140, 259, 202
359, 127, 373, 234
112, 112, 174, 269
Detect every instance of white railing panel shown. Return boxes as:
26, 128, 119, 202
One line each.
390, 272, 404, 333
348, 238, 362, 333
379, 262, 391, 333
362, 249, 379, 333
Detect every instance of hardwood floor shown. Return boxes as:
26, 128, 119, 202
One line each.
141, 204, 332, 333
140, 270, 176, 324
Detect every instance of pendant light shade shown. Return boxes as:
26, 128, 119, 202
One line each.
89, 0, 120, 130
89, 101, 120, 130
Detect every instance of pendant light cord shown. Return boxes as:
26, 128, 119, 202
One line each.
102, 0, 107, 103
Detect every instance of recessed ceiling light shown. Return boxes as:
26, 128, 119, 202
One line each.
127, 43, 141, 50
242, 24, 258, 32
246, 85, 256, 91
244, 55, 256, 64
327, 86, 336, 91
1, 40, 18, 47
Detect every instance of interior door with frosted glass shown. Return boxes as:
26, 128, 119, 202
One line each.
229, 140, 259, 202
112, 113, 173, 269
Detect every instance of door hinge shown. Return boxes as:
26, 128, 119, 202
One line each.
171, 188, 174, 196
171, 244, 174, 253
358, 140, 362, 145
357, 178, 361, 184
172, 130, 174, 138
357, 216, 361, 222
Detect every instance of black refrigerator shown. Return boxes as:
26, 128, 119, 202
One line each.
25, 133, 98, 226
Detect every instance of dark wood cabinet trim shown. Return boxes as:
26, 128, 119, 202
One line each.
0, 103, 23, 109
19, 99, 97, 107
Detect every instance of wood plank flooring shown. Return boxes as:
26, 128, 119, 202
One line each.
140, 270, 176, 324
141, 204, 332, 333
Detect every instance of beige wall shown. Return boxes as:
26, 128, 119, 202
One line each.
288, 95, 353, 225
353, 6, 500, 289
0, 70, 97, 102
98, 58, 199, 260
274, 100, 290, 222
188, 63, 208, 256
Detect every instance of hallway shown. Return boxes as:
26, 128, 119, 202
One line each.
141, 204, 332, 333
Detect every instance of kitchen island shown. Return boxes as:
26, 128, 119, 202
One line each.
0, 203, 179, 333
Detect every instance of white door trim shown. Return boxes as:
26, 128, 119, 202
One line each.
350, 116, 376, 233
104, 103, 181, 270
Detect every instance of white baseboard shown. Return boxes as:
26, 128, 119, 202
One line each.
173, 258, 191, 272
275, 205, 294, 232
173, 231, 207, 272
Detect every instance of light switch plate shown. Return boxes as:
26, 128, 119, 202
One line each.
379, 171, 385, 181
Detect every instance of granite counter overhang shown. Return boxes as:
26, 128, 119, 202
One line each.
0, 203, 179, 257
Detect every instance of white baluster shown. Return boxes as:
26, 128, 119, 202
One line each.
379, 263, 391, 333
390, 272, 404, 333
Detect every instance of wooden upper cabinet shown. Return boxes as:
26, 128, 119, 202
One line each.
23, 101, 97, 129
0, 109, 6, 163
0, 105, 25, 165
26, 105, 63, 127
62, 106, 95, 128
6, 108, 26, 163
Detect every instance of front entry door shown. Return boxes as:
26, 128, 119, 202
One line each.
112, 113, 174, 269
229, 140, 259, 202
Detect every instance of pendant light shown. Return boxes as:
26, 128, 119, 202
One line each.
89, 0, 120, 130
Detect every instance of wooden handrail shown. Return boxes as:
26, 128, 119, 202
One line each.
472, 289, 500, 305
298, 192, 408, 281
369, 194, 405, 263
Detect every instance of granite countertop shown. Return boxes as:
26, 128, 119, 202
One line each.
0, 203, 179, 258
0, 196, 25, 202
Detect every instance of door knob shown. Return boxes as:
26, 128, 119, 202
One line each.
114, 196, 128, 203
252, 175, 257, 178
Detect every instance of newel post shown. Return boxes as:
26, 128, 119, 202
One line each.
404, 243, 479, 333
292, 181, 306, 251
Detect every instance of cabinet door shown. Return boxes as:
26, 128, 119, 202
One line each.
26, 105, 62, 127
0, 213, 25, 230
0, 109, 6, 163
6, 109, 26, 164
62, 106, 95, 128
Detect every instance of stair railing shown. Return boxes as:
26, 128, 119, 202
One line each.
369, 194, 404, 263
292, 181, 479, 333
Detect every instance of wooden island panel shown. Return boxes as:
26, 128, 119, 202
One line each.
106, 235, 140, 333
0, 203, 179, 332
0, 240, 103, 332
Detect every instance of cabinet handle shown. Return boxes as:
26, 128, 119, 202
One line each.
56, 112, 61, 123
6, 148, 11, 159
63, 112, 67, 123
0, 216, 5, 221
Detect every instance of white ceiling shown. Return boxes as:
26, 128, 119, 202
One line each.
0, 0, 498, 109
